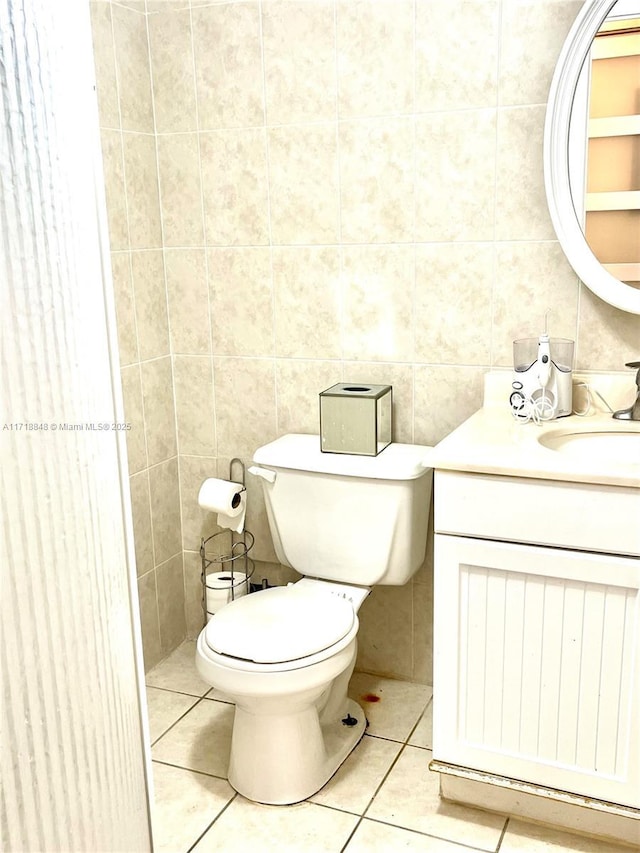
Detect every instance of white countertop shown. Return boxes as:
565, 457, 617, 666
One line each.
429, 372, 640, 489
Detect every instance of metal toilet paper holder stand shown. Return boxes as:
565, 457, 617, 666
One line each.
199, 458, 255, 628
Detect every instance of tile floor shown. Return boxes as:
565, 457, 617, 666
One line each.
146, 642, 634, 853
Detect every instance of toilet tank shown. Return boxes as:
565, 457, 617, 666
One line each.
251, 434, 433, 585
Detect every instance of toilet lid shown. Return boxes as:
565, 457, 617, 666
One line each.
204, 584, 356, 664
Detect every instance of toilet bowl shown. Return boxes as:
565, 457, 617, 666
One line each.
196, 579, 369, 805
195, 434, 433, 805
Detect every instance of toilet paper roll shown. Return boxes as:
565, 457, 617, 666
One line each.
206, 571, 249, 619
198, 478, 247, 534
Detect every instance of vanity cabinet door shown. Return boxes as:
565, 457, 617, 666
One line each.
433, 534, 640, 809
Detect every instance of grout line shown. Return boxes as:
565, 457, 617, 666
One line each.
148, 696, 203, 748
495, 816, 510, 851
488, 0, 502, 369
256, 0, 279, 426
145, 683, 208, 700
354, 816, 494, 853
360, 740, 409, 821
185, 792, 238, 853
339, 815, 363, 852
107, 237, 565, 251
151, 757, 230, 786
146, 102, 548, 136
185, 0, 216, 631
405, 695, 433, 746
109, 0, 160, 643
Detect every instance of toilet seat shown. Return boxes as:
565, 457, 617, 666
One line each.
204, 583, 356, 665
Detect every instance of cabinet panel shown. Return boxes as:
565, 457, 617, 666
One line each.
433, 535, 640, 808
434, 471, 640, 556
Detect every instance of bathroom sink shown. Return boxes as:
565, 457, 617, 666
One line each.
538, 426, 640, 464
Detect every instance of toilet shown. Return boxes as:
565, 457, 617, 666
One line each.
196, 433, 433, 805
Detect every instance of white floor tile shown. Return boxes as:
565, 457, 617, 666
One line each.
366, 747, 506, 852
146, 640, 211, 697
151, 762, 234, 853
408, 700, 433, 749
191, 796, 359, 853
500, 818, 638, 852
152, 699, 234, 778
349, 673, 432, 742
346, 818, 484, 852
146, 687, 199, 743
310, 734, 402, 815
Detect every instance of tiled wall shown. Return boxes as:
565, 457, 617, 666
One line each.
91, 0, 185, 670
92, 0, 640, 681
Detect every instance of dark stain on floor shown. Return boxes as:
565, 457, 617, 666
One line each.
361, 693, 381, 703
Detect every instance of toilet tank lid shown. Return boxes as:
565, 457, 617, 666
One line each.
253, 434, 433, 480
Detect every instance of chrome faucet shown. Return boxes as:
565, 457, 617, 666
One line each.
612, 361, 640, 421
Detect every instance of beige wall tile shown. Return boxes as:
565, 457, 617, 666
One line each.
148, 9, 197, 133
275, 360, 338, 435
268, 124, 339, 245
340, 118, 414, 244
499, 0, 583, 106
414, 365, 485, 446
242, 462, 279, 564
110, 252, 138, 366
341, 362, 414, 444
341, 245, 414, 363
412, 580, 433, 685
192, 2, 264, 130
492, 242, 579, 367
183, 549, 205, 638
90, 2, 119, 129
112, 3, 154, 132
213, 357, 277, 457
576, 288, 640, 371
120, 364, 148, 474
131, 250, 170, 360
179, 455, 220, 551
129, 470, 154, 577
495, 105, 555, 241
415, 243, 493, 365
157, 133, 204, 246
413, 502, 434, 587
149, 457, 182, 565
416, 0, 499, 112
138, 570, 162, 671
116, 0, 146, 11
356, 585, 414, 681
174, 356, 216, 456
200, 129, 269, 246
151, 764, 235, 852
100, 130, 129, 251
147, 0, 190, 10
262, 0, 336, 124
165, 249, 210, 355
415, 109, 497, 242
122, 132, 162, 248
141, 356, 177, 465
156, 553, 187, 654
209, 248, 273, 357
273, 247, 341, 358
94, 0, 636, 687
337, 0, 413, 118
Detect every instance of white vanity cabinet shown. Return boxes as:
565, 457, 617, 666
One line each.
432, 469, 640, 810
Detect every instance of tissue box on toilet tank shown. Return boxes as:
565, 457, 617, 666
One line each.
319, 383, 392, 456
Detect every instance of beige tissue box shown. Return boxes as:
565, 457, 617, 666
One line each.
319, 383, 392, 456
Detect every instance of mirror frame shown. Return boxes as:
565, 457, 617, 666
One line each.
544, 0, 640, 315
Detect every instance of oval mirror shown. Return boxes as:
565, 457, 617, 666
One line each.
544, 0, 640, 314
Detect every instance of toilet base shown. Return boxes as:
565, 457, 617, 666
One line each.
228, 697, 366, 805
